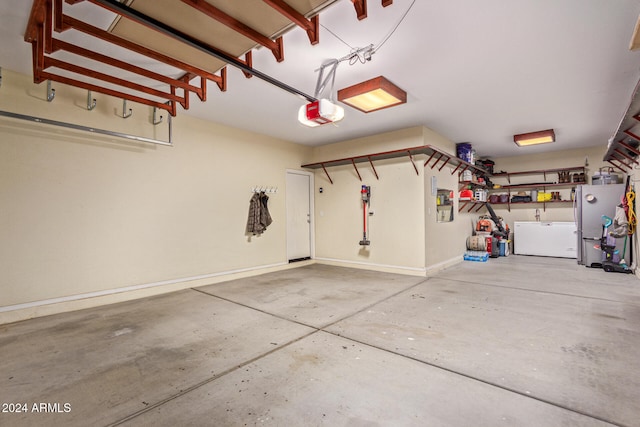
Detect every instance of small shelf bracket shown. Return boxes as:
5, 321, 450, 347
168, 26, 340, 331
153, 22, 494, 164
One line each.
438, 155, 451, 171
424, 150, 437, 168
153, 107, 163, 125
430, 153, 443, 169
46, 80, 55, 102
407, 151, 419, 175
86, 90, 97, 111
351, 159, 362, 181
320, 163, 333, 185
451, 163, 462, 175
121, 99, 132, 118
367, 156, 379, 180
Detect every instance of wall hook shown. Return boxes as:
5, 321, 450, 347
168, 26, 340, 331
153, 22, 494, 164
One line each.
153, 107, 163, 125
0, 67, 3, 88
121, 99, 132, 118
87, 90, 97, 111
46, 80, 55, 102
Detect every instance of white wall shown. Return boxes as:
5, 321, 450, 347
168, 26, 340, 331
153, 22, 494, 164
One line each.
0, 70, 312, 323
310, 126, 470, 275
4, 68, 633, 322
422, 129, 471, 272
311, 127, 427, 274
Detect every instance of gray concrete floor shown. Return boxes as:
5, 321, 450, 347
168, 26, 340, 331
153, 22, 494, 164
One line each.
1, 257, 639, 426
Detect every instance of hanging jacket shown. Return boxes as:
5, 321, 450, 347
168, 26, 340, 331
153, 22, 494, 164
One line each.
246, 192, 273, 235
259, 192, 273, 231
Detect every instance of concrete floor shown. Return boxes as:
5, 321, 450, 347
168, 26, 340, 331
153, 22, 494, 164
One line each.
1, 257, 639, 426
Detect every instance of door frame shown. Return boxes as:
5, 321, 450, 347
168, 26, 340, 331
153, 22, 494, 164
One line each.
285, 169, 315, 261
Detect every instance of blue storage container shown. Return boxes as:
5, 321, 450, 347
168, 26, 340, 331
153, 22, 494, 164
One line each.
456, 143, 472, 163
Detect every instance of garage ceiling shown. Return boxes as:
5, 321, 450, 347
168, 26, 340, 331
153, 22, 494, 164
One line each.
1, 0, 640, 158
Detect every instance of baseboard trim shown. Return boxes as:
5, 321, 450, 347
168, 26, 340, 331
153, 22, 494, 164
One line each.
314, 256, 462, 277
425, 255, 463, 275
314, 257, 427, 276
0, 256, 463, 325
0, 261, 294, 325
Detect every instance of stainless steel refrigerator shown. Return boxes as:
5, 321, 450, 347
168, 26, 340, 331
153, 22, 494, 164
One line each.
575, 184, 629, 266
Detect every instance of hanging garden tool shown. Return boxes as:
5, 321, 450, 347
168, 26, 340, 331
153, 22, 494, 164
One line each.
359, 185, 371, 246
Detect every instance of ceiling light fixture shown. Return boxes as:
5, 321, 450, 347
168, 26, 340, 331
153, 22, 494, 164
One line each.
338, 76, 406, 113
513, 129, 556, 147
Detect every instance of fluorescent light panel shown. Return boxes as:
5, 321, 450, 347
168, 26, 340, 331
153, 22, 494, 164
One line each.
514, 129, 555, 147
338, 76, 406, 113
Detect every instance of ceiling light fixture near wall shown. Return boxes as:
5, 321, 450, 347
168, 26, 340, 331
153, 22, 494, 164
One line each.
513, 129, 556, 147
338, 76, 406, 113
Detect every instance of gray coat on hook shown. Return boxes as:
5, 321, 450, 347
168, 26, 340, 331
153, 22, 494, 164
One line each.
246, 192, 273, 235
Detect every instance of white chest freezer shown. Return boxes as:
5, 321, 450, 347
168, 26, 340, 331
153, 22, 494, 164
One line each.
514, 221, 577, 258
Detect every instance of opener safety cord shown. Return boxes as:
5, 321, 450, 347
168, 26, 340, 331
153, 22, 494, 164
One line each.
627, 187, 636, 235
319, 0, 417, 65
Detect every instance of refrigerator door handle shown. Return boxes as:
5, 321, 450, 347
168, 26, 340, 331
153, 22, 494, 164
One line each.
575, 185, 583, 264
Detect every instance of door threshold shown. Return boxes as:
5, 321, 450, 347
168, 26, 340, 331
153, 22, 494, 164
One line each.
289, 257, 311, 263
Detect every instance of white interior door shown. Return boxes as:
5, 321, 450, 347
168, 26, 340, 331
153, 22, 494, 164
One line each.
286, 171, 311, 261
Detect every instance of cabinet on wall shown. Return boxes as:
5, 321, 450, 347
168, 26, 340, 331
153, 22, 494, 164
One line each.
488, 166, 586, 211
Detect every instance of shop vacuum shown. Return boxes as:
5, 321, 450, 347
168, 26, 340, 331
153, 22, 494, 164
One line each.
359, 185, 371, 246
599, 215, 632, 274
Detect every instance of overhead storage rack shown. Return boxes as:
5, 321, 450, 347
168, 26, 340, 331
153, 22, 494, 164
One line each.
605, 78, 640, 172
301, 144, 489, 184
24, 0, 391, 118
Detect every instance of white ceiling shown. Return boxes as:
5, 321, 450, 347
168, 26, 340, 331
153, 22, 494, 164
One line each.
1, 0, 640, 158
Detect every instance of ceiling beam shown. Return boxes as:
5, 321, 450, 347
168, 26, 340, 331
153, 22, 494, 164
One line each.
29, 23, 177, 115
61, 14, 224, 87
89, 0, 316, 102
51, 38, 205, 100
262, 0, 319, 45
241, 51, 253, 79
351, 0, 367, 20
43, 56, 185, 104
27, 0, 208, 116
351, 0, 392, 20
180, 0, 285, 62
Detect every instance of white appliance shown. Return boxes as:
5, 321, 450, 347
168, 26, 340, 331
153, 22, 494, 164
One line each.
575, 184, 628, 266
514, 221, 577, 258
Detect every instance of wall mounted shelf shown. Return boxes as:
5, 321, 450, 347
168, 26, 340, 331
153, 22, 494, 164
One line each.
301, 144, 489, 184
492, 166, 585, 184
488, 166, 584, 211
